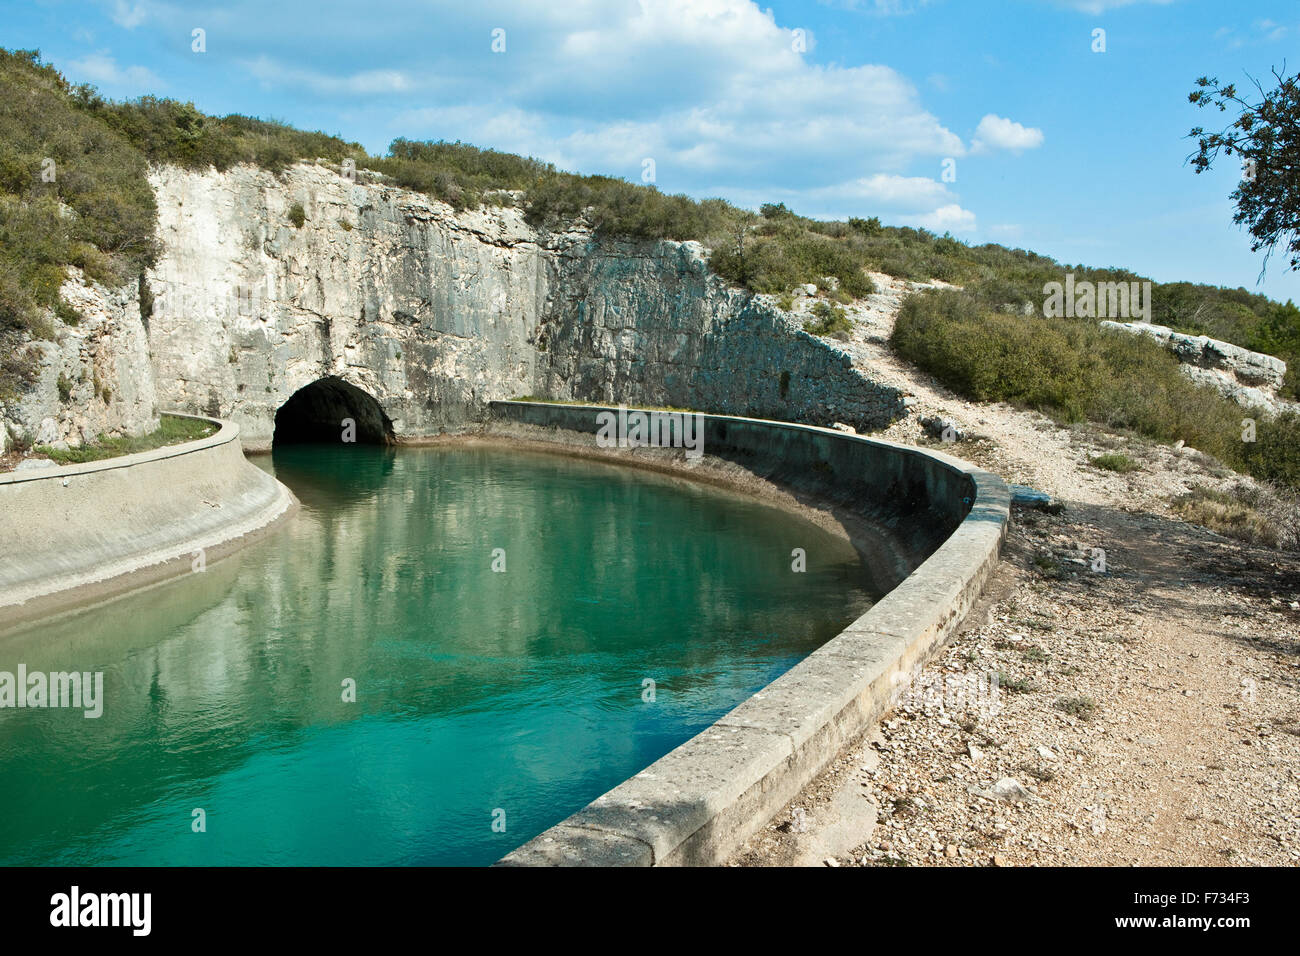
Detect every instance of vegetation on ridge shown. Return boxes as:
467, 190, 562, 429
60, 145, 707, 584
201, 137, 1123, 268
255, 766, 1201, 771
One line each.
2, 48, 1299, 494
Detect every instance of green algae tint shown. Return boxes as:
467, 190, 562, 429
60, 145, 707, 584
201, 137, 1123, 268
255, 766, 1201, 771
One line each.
0, 444, 881, 865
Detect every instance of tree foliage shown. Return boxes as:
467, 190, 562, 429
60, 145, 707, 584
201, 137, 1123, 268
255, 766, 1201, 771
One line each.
1189, 68, 1300, 273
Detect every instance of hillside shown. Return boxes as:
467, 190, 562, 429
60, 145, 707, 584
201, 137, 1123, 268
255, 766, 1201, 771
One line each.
1, 47, 1298, 494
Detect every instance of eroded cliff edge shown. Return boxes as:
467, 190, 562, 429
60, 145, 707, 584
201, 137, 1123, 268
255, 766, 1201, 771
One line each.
2, 161, 904, 450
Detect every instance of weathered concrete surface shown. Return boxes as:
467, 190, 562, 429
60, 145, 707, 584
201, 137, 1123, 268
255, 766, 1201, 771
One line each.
0, 414, 295, 632
491, 402, 1009, 866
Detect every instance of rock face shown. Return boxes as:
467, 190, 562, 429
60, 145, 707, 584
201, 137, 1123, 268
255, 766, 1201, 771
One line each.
4, 162, 904, 448
1100, 320, 1295, 414
537, 234, 902, 428
1, 267, 158, 451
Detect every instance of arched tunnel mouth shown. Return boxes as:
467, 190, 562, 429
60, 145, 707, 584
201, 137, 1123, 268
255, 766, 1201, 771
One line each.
272, 376, 396, 447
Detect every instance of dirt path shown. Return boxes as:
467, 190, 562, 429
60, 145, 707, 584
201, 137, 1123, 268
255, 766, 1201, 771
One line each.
729, 279, 1300, 867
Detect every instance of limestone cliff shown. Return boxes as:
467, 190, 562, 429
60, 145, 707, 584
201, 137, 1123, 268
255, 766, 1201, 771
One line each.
3, 162, 902, 450
0, 267, 158, 454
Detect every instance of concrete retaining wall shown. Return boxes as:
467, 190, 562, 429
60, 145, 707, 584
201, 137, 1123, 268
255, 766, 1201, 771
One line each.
491, 401, 1010, 866
0, 414, 296, 632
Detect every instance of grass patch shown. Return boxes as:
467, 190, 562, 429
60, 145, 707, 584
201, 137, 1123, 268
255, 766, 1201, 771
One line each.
1056, 696, 1098, 720
34, 413, 216, 464
1088, 452, 1141, 473
803, 300, 852, 336
1032, 554, 1064, 579
1173, 482, 1300, 550
995, 671, 1039, 694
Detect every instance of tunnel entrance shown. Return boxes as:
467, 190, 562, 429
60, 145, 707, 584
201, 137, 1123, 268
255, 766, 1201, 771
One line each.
273, 376, 395, 446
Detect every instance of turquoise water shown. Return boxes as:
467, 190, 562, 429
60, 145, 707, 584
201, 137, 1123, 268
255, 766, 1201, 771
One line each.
0, 444, 880, 866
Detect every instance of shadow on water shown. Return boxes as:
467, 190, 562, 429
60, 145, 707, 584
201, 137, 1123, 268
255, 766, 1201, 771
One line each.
268, 442, 397, 507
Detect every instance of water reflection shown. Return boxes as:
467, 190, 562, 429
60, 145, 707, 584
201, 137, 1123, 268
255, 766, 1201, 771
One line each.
0, 444, 880, 865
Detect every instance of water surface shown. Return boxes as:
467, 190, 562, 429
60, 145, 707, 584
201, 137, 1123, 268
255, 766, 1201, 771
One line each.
0, 444, 880, 865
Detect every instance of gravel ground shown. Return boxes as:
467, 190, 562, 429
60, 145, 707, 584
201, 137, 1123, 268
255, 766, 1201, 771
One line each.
730, 279, 1300, 867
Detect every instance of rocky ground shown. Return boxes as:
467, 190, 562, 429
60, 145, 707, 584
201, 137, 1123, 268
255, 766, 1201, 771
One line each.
730, 277, 1300, 867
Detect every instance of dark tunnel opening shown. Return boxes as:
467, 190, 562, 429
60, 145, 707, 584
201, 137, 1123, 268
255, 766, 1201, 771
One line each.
272, 376, 396, 446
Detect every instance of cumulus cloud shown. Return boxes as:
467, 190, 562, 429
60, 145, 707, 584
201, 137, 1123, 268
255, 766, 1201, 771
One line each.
810, 173, 956, 207
247, 57, 414, 95
111, 1, 149, 29
66, 52, 161, 91
901, 203, 977, 233
382, 0, 968, 231
971, 114, 1044, 153
135, 0, 978, 225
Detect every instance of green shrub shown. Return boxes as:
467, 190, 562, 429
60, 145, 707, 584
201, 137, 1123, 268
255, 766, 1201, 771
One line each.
1089, 453, 1141, 473
1173, 484, 1281, 548
53, 298, 81, 325
287, 202, 306, 228
138, 273, 153, 325
1056, 696, 1098, 720
0, 49, 157, 397
803, 300, 852, 336
892, 287, 1300, 491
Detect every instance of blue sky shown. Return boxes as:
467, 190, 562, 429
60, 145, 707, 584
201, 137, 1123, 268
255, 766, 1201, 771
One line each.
4, 0, 1299, 302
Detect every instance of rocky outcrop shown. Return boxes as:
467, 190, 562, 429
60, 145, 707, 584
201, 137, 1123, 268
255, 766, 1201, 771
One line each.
537, 234, 902, 427
1100, 320, 1295, 414
0, 268, 158, 454
3, 162, 903, 450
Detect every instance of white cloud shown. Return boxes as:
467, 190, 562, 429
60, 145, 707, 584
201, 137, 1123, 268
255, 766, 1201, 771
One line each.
66, 52, 161, 91
901, 203, 977, 233
1253, 19, 1288, 41
111, 1, 149, 29
971, 114, 1044, 153
810, 173, 955, 207
382, 0, 965, 198
246, 57, 413, 94
131, 0, 983, 224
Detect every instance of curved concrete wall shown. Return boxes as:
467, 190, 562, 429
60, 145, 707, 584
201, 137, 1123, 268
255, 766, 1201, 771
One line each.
489, 401, 1010, 866
0, 414, 295, 632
